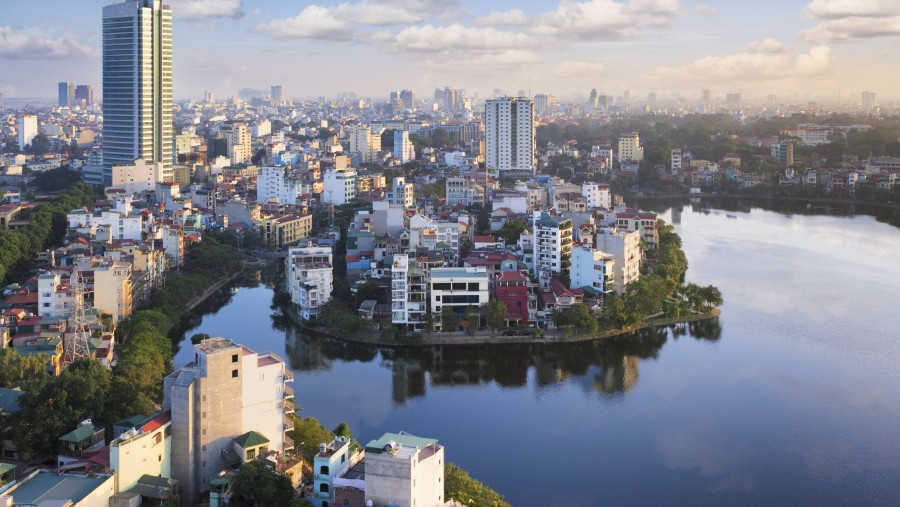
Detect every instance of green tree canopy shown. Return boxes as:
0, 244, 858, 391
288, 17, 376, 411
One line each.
230, 460, 304, 507
445, 462, 511, 507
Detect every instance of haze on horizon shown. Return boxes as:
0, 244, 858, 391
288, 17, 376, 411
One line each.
2, 0, 899, 102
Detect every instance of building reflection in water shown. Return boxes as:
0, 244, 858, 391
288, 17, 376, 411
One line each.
282, 317, 722, 405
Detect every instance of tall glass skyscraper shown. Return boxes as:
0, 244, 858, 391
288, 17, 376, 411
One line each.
102, 0, 173, 173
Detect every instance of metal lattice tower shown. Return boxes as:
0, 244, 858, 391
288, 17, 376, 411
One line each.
63, 269, 92, 364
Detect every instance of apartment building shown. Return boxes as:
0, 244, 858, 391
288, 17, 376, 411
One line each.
570, 245, 615, 296
386, 176, 415, 208
286, 246, 334, 321
261, 213, 313, 249
428, 267, 489, 330
163, 338, 293, 505
596, 228, 641, 294
531, 211, 573, 289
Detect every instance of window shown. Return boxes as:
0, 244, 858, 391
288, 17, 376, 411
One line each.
232, 353, 238, 363
320, 465, 329, 475
320, 484, 329, 493
247, 449, 256, 460
341, 454, 345, 463
232, 369, 238, 378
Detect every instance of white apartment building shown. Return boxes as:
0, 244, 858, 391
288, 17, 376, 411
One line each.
428, 267, 489, 330
597, 228, 641, 294
615, 211, 659, 249
110, 412, 173, 493
251, 119, 271, 139
532, 211, 574, 289
323, 167, 357, 205
582, 182, 612, 210
390, 254, 427, 330
445, 177, 484, 206
286, 246, 334, 321
671, 149, 683, 173
164, 338, 293, 505
363, 433, 445, 507
67, 208, 143, 241
570, 245, 615, 296
222, 123, 252, 164
257, 166, 309, 205
38, 272, 72, 318
348, 124, 382, 164
484, 97, 535, 176
393, 130, 416, 164
386, 176, 415, 208
18, 114, 38, 150
617, 132, 643, 163
110, 158, 172, 195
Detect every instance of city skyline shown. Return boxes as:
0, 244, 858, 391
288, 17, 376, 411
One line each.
1, 0, 899, 102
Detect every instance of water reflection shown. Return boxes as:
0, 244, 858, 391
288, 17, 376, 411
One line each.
279, 314, 722, 405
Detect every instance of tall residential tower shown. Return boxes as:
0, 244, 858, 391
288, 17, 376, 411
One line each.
102, 0, 173, 173
484, 97, 535, 179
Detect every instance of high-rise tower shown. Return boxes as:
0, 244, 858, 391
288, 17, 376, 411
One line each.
484, 97, 535, 178
102, 0, 173, 174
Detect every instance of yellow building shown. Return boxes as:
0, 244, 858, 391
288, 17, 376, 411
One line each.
261, 213, 313, 248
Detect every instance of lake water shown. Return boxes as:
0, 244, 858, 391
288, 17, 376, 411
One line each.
174, 201, 900, 506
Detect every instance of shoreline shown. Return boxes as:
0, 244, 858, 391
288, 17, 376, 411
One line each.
284, 306, 722, 347
635, 192, 900, 210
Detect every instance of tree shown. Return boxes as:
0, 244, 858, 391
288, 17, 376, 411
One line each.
440, 307, 459, 333
553, 304, 599, 334
230, 460, 303, 507
700, 285, 724, 310
464, 307, 481, 336
288, 415, 335, 463
29, 134, 50, 157
496, 220, 527, 245
444, 463, 511, 507
481, 300, 508, 335
0, 349, 48, 387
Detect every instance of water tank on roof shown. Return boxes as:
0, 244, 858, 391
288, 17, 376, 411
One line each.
320, 442, 327, 455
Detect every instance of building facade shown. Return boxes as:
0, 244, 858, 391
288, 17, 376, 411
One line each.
428, 267, 489, 330
286, 246, 334, 320
484, 98, 535, 177
102, 0, 173, 173
570, 245, 615, 296
617, 132, 643, 163
163, 338, 293, 506
323, 167, 358, 205
596, 228, 641, 294
532, 211, 573, 289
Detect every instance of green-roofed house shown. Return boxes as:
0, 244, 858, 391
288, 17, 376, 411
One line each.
231, 431, 270, 462
363, 432, 445, 507
0, 462, 16, 493
58, 419, 105, 467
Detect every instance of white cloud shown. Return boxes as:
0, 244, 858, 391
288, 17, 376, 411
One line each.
531, 0, 681, 40
392, 23, 533, 53
803, 0, 899, 19
0, 26, 94, 60
801, 15, 900, 43
254, 6, 352, 41
643, 45, 831, 87
256, 0, 459, 40
744, 38, 787, 53
801, 0, 900, 42
171, 0, 244, 21
694, 4, 718, 16
474, 9, 530, 27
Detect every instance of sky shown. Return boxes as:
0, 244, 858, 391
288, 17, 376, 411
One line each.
2, 0, 900, 102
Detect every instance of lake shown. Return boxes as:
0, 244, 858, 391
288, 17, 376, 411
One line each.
174, 200, 900, 506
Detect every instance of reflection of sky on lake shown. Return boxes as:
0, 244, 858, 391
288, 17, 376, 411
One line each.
178, 204, 900, 506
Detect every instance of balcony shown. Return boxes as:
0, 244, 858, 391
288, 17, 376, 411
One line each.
284, 385, 294, 400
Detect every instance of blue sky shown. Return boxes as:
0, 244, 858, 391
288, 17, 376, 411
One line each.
2, 0, 898, 102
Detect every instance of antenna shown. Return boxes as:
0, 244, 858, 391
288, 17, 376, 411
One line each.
63, 268, 92, 365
